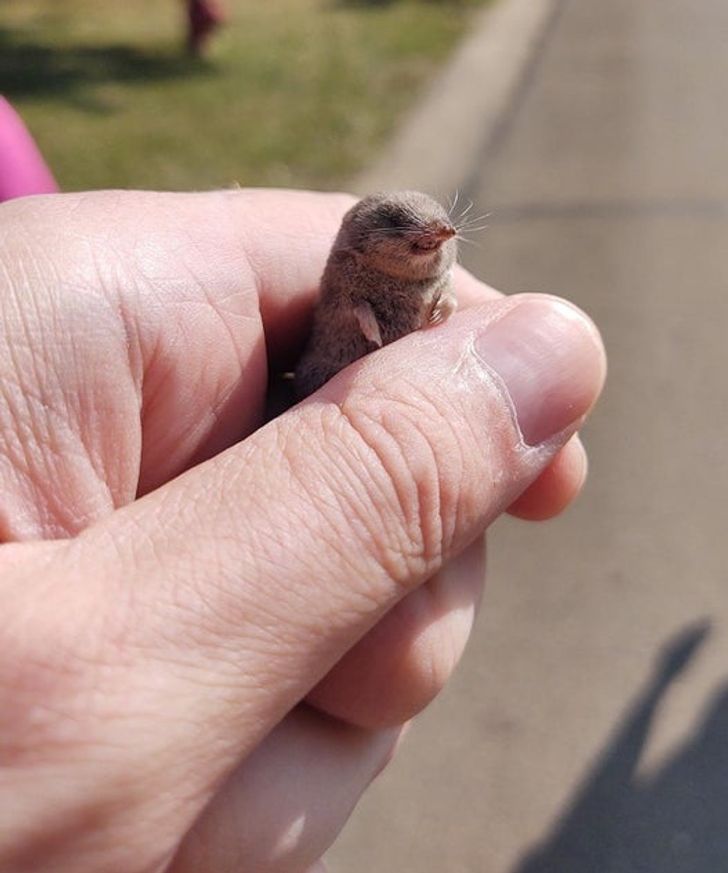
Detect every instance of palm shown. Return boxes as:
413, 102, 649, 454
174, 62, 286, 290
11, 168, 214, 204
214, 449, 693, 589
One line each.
0, 189, 336, 539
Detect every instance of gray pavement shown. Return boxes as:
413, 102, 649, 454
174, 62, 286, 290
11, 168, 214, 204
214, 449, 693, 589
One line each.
330, 0, 728, 870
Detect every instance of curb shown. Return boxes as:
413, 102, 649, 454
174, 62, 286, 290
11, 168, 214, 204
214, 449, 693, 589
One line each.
351, 0, 557, 199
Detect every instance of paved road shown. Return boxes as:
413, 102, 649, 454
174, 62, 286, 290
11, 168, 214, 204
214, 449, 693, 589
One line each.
330, 0, 728, 870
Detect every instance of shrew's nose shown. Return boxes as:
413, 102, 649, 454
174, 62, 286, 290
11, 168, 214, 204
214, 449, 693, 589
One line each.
419, 222, 456, 245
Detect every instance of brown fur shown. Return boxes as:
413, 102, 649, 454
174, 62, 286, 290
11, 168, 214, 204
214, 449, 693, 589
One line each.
295, 191, 458, 398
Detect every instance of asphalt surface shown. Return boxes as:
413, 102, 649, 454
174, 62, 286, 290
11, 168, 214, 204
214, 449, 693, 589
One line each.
330, 0, 728, 870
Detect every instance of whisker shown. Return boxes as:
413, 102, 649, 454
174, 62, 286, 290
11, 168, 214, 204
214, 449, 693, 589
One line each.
455, 199, 474, 223
454, 235, 482, 248
458, 224, 490, 233
456, 211, 492, 231
456, 224, 490, 235
447, 189, 460, 217
459, 207, 491, 221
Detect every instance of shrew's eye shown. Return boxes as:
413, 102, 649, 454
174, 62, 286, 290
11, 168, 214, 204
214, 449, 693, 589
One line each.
378, 209, 408, 230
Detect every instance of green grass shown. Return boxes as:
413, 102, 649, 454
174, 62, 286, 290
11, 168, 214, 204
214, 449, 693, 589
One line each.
0, 0, 490, 192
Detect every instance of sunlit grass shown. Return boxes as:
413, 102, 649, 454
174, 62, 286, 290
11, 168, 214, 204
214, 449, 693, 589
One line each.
0, 0, 490, 191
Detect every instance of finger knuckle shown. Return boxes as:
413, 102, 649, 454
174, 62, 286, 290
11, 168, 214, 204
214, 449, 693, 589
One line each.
290, 383, 472, 591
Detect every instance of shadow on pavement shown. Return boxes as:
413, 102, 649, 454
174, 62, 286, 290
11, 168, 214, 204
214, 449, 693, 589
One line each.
514, 620, 728, 873
0, 27, 211, 107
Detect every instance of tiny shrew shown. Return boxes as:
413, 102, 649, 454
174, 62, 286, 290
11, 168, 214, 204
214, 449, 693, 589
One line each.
295, 190, 458, 398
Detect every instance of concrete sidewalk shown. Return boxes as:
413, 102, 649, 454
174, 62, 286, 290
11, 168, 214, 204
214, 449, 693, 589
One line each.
332, 0, 728, 870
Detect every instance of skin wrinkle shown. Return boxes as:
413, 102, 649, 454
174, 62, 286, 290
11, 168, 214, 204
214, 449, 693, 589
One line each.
170, 314, 256, 452
124, 412, 398, 697
310, 445, 408, 586
168, 218, 256, 319
83, 246, 144, 504
219, 195, 269, 308
32, 247, 129, 508
0, 228, 141, 530
218, 477, 308, 594
445, 359, 495, 546
76, 525, 256, 713
0, 396, 62, 538
337, 377, 478, 584
315, 402, 433, 590
14, 393, 113, 536
266, 425, 391, 629
123, 455, 326, 667
133, 634, 275, 717
276, 316, 528, 612
377, 390, 448, 569
26, 386, 116, 521
180, 582, 314, 679
134, 279, 263, 490
195, 284, 260, 382
353, 405, 438, 578
140, 316, 217, 478
1, 292, 43, 474
283, 404, 417, 584
100, 661, 294, 827
245, 479, 381, 637
138, 328, 181, 422
111, 278, 145, 404
0, 370, 33, 475
164, 545, 311, 672
282, 431, 375, 565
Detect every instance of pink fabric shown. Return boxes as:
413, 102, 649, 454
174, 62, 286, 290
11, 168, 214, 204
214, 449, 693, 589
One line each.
0, 98, 58, 203
187, 0, 226, 54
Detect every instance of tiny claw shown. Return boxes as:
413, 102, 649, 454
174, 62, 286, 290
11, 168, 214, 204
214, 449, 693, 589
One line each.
427, 293, 457, 327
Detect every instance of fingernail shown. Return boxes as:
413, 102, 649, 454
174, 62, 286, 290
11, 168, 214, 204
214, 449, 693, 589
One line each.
475, 297, 605, 446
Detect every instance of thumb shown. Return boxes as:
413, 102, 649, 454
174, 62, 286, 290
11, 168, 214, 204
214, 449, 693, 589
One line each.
90, 290, 603, 746
37, 293, 604, 851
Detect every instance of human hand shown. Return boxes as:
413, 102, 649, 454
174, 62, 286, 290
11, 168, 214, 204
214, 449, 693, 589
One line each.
0, 190, 605, 872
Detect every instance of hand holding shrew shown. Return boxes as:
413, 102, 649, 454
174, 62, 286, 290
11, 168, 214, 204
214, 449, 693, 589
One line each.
0, 190, 604, 873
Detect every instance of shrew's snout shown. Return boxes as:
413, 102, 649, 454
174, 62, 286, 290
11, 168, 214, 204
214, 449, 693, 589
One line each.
412, 221, 456, 251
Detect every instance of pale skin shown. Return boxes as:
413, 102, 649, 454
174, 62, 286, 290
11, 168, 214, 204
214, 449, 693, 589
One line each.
0, 189, 606, 872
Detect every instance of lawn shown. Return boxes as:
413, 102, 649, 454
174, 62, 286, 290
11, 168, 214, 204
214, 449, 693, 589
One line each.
0, 0, 491, 192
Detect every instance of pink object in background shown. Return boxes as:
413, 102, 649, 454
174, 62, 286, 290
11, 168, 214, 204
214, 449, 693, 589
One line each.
187, 0, 227, 56
0, 97, 59, 203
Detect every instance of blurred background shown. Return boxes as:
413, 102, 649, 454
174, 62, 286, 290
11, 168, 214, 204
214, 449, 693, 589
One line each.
0, 0, 489, 191
3, 1, 728, 872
